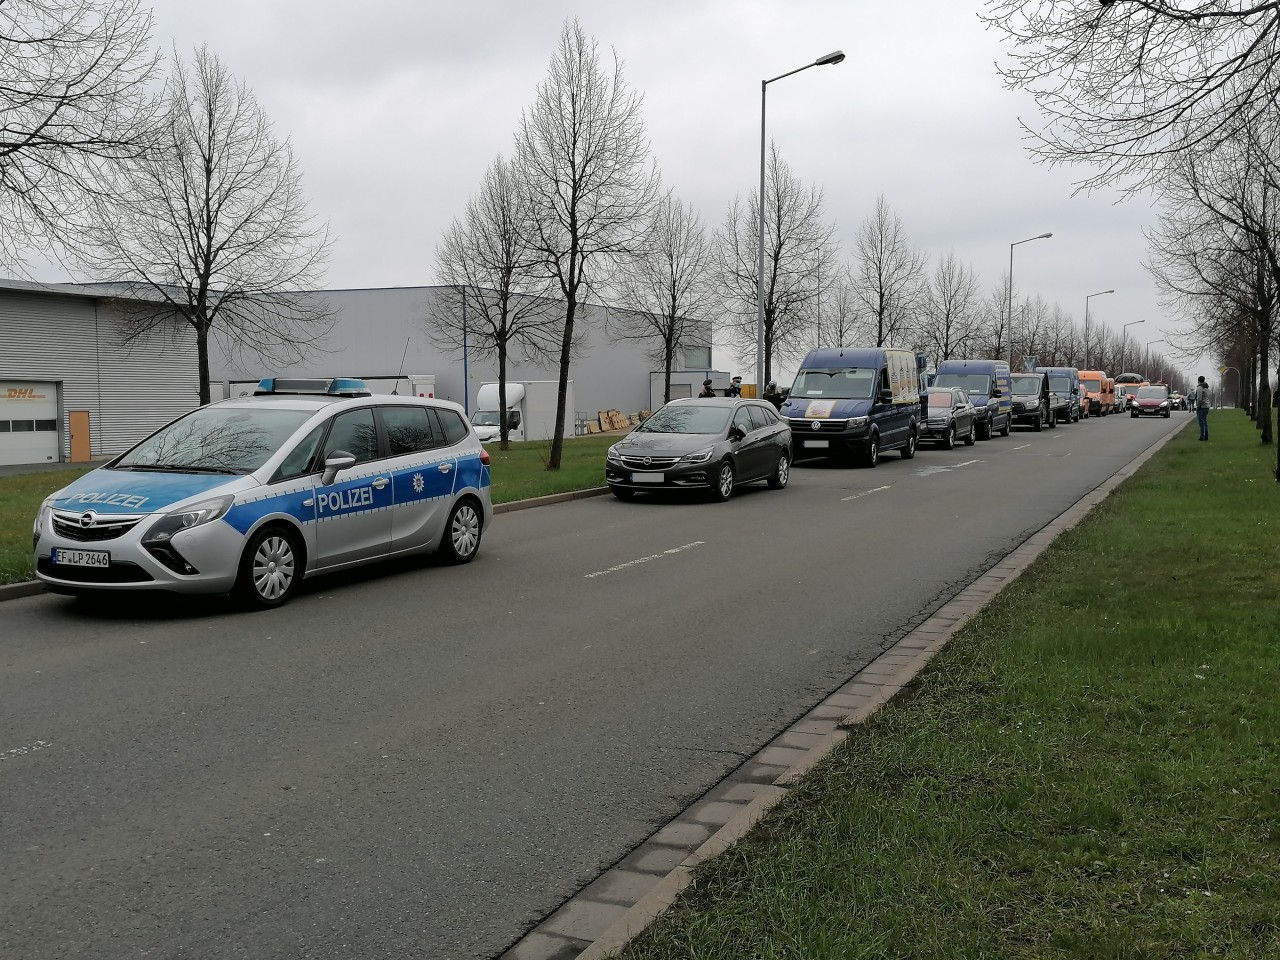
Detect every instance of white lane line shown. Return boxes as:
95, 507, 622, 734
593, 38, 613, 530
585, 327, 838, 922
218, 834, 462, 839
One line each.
841, 485, 891, 502
1, 740, 52, 761
952, 459, 982, 468
584, 541, 705, 579
1014, 444, 1031, 450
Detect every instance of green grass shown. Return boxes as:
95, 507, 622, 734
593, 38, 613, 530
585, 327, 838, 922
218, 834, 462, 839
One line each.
0, 435, 617, 585
618, 411, 1280, 960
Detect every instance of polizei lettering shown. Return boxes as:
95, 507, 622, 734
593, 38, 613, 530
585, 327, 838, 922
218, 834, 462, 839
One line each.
67, 492, 150, 509
317, 486, 374, 515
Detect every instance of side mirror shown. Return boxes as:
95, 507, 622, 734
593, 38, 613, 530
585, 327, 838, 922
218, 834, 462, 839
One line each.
321, 451, 357, 485
728, 426, 746, 442
991, 388, 1002, 398
879, 388, 893, 403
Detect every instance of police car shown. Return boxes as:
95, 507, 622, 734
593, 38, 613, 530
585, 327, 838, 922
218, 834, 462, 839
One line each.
32, 378, 493, 609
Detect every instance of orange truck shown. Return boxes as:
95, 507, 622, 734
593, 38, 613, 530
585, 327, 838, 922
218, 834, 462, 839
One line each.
1078, 370, 1109, 417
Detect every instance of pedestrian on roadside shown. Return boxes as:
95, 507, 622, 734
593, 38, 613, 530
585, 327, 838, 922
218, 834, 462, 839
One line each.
1193, 375, 1211, 440
762, 380, 783, 410
697, 378, 716, 398
727, 375, 743, 397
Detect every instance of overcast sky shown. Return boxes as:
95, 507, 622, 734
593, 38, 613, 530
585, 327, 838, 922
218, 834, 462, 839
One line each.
121, 1, 1200, 380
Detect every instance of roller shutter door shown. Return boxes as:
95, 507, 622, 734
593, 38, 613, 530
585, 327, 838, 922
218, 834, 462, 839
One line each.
0, 381, 60, 466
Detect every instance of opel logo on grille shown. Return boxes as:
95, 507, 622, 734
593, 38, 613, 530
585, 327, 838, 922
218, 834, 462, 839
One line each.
79, 510, 98, 529
643, 456, 652, 466
811, 421, 822, 431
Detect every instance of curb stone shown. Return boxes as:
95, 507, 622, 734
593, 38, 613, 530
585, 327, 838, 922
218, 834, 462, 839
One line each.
0, 487, 613, 603
502, 418, 1190, 960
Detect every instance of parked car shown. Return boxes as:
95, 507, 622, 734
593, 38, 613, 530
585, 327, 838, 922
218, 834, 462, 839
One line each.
932, 358, 1012, 440
920, 387, 978, 448
1130, 384, 1171, 418
1009, 371, 1054, 431
605, 397, 791, 501
33, 378, 493, 609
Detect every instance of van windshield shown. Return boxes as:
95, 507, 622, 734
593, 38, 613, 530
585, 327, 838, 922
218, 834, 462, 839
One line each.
1011, 376, 1042, 394
1048, 376, 1073, 392
933, 373, 992, 394
790, 367, 877, 400
1081, 379, 1102, 393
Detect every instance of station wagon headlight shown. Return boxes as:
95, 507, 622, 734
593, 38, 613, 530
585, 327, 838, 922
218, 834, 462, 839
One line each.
680, 446, 715, 463
606, 445, 623, 463
142, 494, 235, 544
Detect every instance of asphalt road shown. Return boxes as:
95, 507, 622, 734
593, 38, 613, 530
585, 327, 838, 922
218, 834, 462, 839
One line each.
1, 411, 1186, 959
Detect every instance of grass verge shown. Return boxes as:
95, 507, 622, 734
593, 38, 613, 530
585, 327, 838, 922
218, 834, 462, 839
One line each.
0, 435, 616, 585
618, 411, 1280, 960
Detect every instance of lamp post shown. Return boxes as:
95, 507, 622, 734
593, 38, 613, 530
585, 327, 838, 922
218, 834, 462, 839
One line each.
1121, 319, 1144, 372
1144, 337, 1164, 376
1220, 365, 1239, 407
1007, 233, 1053, 368
757, 50, 845, 396
1083, 288, 1114, 369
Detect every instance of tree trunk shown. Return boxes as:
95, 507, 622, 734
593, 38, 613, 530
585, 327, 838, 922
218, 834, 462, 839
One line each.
497, 340, 510, 452
1259, 315, 1273, 445
196, 319, 212, 406
548, 295, 576, 471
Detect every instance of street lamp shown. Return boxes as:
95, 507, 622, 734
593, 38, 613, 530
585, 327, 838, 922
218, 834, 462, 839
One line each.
1007, 233, 1053, 368
1144, 338, 1164, 375
1121, 319, 1144, 372
1083, 288, 1114, 369
757, 50, 845, 396
1220, 365, 1240, 407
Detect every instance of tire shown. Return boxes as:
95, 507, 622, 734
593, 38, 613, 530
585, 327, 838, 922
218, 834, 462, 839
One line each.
963, 424, 976, 446
1048, 410, 1057, 429
1032, 414, 1043, 433
863, 435, 880, 468
611, 487, 635, 500
976, 419, 991, 441
1164, 411, 1171, 419
942, 423, 956, 450
1072, 407, 1080, 423
1131, 412, 1138, 418
999, 415, 1010, 437
711, 460, 735, 501
900, 430, 917, 459
235, 525, 304, 609
439, 497, 483, 564
767, 451, 790, 489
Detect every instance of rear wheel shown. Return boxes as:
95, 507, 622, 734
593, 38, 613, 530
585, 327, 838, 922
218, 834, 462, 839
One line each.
711, 460, 735, 501
900, 430, 917, 459
235, 525, 304, 609
439, 498, 483, 564
767, 451, 790, 489
999, 416, 1010, 437
963, 424, 976, 446
1048, 410, 1057, 429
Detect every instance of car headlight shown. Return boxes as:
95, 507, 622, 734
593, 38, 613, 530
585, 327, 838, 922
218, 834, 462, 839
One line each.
848, 416, 869, 428
1159, 401, 1168, 408
142, 495, 235, 545
606, 445, 623, 463
34, 496, 53, 534
680, 446, 715, 463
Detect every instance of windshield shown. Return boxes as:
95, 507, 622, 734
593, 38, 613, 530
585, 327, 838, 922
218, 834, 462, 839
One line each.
1048, 376, 1072, 392
1011, 376, 1042, 394
636, 404, 731, 434
790, 367, 878, 400
933, 373, 992, 394
470, 410, 519, 428
1137, 386, 1167, 399
1081, 379, 1102, 393
115, 406, 313, 474
927, 392, 954, 408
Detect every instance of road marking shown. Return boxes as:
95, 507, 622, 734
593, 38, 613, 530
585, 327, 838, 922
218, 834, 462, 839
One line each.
1014, 444, 1031, 450
914, 459, 982, 477
953, 459, 982, 468
1, 740, 52, 761
584, 541, 705, 578
841, 485, 891, 502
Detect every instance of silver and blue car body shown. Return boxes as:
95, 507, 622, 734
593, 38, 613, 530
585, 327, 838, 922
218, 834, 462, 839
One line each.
32, 379, 493, 608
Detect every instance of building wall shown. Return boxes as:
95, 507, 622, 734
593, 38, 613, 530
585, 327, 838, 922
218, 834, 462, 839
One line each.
0, 288, 199, 464
209, 286, 710, 422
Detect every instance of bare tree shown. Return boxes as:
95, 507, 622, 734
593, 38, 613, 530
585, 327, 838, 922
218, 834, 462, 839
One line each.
817, 272, 866, 350
63, 45, 334, 406
431, 154, 561, 449
611, 189, 716, 404
849, 194, 926, 347
919, 250, 983, 361
0, 0, 159, 269
981, 1, 1280, 189
716, 143, 838, 383
514, 18, 658, 470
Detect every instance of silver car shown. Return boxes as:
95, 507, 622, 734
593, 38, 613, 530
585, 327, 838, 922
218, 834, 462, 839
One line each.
33, 378, 493, 609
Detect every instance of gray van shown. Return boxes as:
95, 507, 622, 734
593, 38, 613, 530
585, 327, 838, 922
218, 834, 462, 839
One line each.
1009, 371, 1054, 430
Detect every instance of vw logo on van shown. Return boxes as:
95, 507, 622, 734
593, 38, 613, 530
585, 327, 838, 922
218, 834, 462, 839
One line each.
811, 421, 822, 431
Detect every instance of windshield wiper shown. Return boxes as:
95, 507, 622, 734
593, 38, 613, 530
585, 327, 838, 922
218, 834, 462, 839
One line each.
122, 464, 244, 475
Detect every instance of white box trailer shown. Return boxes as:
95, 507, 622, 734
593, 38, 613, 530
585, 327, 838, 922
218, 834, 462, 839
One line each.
471, 380, 573, 443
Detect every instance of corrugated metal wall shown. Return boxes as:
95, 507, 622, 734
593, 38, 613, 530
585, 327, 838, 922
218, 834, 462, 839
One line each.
0, 291, 199, 461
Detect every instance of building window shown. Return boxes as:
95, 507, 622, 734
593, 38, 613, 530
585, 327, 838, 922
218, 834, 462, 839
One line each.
683, 346, 711, 370
35, 419, 57, 431
11, 420, 34, 432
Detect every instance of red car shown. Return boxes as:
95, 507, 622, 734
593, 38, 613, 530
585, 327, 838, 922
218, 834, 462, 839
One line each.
1130, 385, 1171, 418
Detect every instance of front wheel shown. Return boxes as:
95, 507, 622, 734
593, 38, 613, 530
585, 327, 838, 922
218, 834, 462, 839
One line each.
942, 423, 956, 450
711, 460, 735, 502
235, 525, 304, 609
999, 416, 1010, 437
767, 451, 790, 489
439, 498, 483, 564
863, 435, 880, 468
900, 430, 917, 459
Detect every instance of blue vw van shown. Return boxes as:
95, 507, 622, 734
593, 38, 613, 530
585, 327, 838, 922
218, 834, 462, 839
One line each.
781, 347, 922, 467
932, 359, 1012, 440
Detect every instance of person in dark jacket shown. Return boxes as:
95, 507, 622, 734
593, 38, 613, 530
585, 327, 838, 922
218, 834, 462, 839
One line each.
762, 381, 783, 410
697, 378, 717, 398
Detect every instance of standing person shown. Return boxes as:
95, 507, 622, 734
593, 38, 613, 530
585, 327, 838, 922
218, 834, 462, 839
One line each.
697, 378, 716, 398
762, 380, 783, 410
727, 375, 743, 397
1193, 375, 1211, 440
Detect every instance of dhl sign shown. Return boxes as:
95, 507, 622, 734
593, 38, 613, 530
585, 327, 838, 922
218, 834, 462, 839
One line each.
5, 387, 48, 400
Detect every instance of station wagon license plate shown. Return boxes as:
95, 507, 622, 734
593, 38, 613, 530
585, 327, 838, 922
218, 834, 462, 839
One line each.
51, 548, 109, 568
803, 439, 829, 448
630, 472, 663, 483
